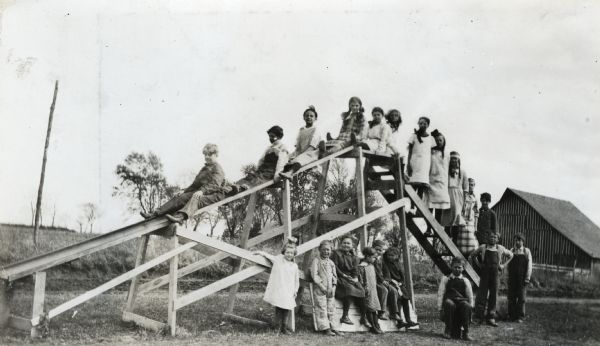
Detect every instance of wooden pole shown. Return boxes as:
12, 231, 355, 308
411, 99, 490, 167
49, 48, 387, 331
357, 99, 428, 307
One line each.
33, 80, 59, 246
124, 235, 150, 312
355, 148, 368, 249
167, 235, 179, 336
31, 271, 46, 338
396, 157, 415, 306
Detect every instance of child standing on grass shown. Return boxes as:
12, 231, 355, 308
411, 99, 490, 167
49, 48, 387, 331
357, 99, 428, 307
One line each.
280, 106, 323, 180
358, 247, 384, 334
254, 242, 300, 335
469, 233, 513, 327
437, 258, 474, 341
324, 96, 368, 155
476, 192, 497, 245
407, 116, 435, 198
507, 233, 532, 323
310, 240, 341, 336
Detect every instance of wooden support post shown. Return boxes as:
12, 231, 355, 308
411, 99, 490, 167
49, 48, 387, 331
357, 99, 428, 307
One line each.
355, 147, 368, 249
124, 235, 149, 313
395, 157, 415, 306
226, 193, 258, 313
167, 235, 179, 336
31, 271, 46, 338
0, 280, 9, 328
282, 180, 292, 239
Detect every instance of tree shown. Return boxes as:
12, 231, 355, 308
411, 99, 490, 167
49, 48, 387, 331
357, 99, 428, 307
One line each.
113, 151, 179, 214
82, 203, 98, 233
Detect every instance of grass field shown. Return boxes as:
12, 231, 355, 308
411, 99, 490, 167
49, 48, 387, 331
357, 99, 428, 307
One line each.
2, 290, 600, 346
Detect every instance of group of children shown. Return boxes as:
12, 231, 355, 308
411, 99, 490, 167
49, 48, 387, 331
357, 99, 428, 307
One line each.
139, 96, 534, 340
256, 236, 417, 336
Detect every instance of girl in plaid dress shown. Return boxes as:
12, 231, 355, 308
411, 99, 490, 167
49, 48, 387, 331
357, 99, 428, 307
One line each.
324, 96, 368, 155
458, 178, 479, 256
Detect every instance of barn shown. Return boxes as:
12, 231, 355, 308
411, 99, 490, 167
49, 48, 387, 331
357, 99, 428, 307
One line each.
492, 188, 600, 279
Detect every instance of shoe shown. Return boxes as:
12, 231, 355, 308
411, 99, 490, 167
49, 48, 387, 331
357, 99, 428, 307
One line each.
165, 213, 185, 225
517, 318, 524, 323
486, 319, 498, 327
397, 320, 409, 328
140, 211, 154, 219
239, 184, 249, 192
462, 333, 474, 341
280, 328, 292, 335
279, 171, 293, 181
378, 312, 389, 320
360, 314, 372, 328
323, 329, 336, 336
406, 321, 419, 328
390, 313, 402, 321
340, 315, 353, 325
424, 229, 434, 236
326, 132, 333, 141
331, 330, 343, 336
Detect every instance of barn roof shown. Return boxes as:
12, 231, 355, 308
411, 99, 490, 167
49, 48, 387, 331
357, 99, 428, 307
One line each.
498, 188, 600, 259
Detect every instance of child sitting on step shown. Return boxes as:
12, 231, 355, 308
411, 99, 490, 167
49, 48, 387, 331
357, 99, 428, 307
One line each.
324, 96, 368, 155
254, 240, 300, 335
357, 107, 393, 155
382, 247, 419, 328
358, 247, 384, 334
437, 257, 474, 341
310, 240, 341, 336
280, 106, 323, 180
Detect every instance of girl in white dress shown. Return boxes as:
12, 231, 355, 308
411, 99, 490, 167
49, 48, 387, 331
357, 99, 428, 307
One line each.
359, 107, 393, 155
424, 130, 450, 235
254, 241, 300, 334
280, 106, 323, 180
407, 117, 435, 198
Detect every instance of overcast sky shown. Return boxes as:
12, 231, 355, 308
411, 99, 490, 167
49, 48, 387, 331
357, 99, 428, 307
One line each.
1, 0, 599, 232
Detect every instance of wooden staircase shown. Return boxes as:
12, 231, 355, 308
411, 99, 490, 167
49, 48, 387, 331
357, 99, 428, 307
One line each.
363, 154, 480, 287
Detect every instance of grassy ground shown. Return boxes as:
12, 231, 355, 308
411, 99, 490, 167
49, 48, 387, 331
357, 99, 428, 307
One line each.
2, 291, 600, 346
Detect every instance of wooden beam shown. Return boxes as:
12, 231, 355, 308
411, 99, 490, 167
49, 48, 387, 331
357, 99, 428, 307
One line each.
0, 280, 8, 328
177, 230, 271, 268
282, 180, 292, 239
31, 271, 46, 337
167, 236, 179, 336
227, 193, 257, 313
395, 157, 415, 305
320, 199, 356, 214
137, 214, 312, 295
174, 199, 409, 311
355, 147, 368, 249
122, 311, 167, 332
318, 214, 357, 223
34, 242, 196, 326
367, 180, 397, 191
222, 312, 269, 327
1, 218, 170, 282
124, 235, 149, 312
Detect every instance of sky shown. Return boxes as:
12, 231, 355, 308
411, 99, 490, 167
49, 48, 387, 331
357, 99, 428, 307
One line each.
1, 0, 599, 233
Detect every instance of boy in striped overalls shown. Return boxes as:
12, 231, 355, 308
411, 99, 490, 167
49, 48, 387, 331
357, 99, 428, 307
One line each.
508, 233, 532, 323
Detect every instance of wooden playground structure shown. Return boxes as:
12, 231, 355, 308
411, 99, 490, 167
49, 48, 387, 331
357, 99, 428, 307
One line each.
0, 146, 479, 337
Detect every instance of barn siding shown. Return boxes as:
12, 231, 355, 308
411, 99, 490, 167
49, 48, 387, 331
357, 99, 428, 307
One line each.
493, 192, 591, 269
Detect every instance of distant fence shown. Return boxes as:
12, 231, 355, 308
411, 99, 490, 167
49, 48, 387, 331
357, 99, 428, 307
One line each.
0, 223, 76, 233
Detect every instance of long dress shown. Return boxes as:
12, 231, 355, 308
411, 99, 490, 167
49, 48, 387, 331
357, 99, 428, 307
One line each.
263, 254, 299, 310
407, 133, 434, 185
458, 192, 480, 255
442, 174, 466, 227
330, 249, 366, 299
358, 263, 381, 312
363, 122, 392, 154
424, 150, 450, 209
387, 128, 408, 160
289, 126, 322, 166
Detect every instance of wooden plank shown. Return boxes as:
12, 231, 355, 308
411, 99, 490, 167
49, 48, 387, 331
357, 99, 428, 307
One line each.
354, 147, 368, 249
124, 235, 149, 312
2, 218, 170, 282
122, 311, 167, 332
367, 180, 397, 191
34, 242, 196, 326
0, 280, 8, 328
8, 315, 31, 331
175, 200, 408, 311
282, 179, 292, 239
318, 214, 357, 223
31, 271, 46, 337
222, 312, 269, 327
227, 193, 257, 313
394, 157, 415, 306
167, 236, 179, 336
320, 199, 356, 214
404, 185, 479, 285
177, 230, 272, 268
137, 214, 311, 295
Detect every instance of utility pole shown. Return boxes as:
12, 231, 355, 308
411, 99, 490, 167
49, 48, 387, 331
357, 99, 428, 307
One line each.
33, 80, 59, 246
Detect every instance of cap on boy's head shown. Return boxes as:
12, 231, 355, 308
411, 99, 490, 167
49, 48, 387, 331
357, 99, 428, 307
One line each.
267, 125, 284, 139
372, 239, 387, 248
451, 257, 464, 266
514, 233, 525, 242
450, 151, 460, 158
481, 192, 491, 202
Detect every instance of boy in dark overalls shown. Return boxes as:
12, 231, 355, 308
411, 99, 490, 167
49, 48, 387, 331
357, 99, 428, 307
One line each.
508, 233, 532, 323
469, 233, 513, 326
